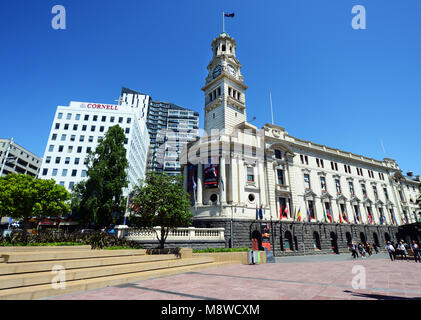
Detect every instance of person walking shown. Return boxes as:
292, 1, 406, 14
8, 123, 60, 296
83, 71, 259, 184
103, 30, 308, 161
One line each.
385, 241, 395, 261
358, 243, 366, 258
398, 241, 408, 261
373, 243, 379, 254
411, 241, 420, 263
350, 242, 359, 259
366, 243, 373, 256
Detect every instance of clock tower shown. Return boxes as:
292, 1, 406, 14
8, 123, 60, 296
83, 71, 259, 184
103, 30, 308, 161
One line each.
202, 32, 248, 133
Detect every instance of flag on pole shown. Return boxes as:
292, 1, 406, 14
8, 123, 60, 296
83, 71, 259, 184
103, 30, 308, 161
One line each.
338, 210, 343, 223
322, 205, 328, 223
343, 210, 349, 223
327, 209, 333, 223
307, 209, 311, 222
284, 205, 290, 219
297, 208, 302, 222
279, 205, 283, 220
368, 212, 373, 224
224, 12, 235, 17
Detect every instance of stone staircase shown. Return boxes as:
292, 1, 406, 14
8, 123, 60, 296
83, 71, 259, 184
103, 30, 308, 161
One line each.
0, 246, 235, 300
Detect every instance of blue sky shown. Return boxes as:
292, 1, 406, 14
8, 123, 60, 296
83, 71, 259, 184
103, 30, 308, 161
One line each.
1, 0, 420, 174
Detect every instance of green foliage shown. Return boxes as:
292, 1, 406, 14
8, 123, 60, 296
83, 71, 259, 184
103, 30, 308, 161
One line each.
129, 172, 193, 249
72, 125, 129, 227
0, 230, 142, 250
192, 247, 250, 253
0, 174, 71, 239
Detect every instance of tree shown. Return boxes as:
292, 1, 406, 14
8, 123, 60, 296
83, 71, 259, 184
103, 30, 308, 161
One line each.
0, 173, 71, 240
72, 125, 128, 228
129, 172, 193, 249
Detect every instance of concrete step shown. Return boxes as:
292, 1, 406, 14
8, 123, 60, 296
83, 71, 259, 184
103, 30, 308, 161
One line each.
1, 249, 147, 263
0, 260, 235, 300
0, 246, 91, 253
0, 257, 214, 290
0, 253, 180, 275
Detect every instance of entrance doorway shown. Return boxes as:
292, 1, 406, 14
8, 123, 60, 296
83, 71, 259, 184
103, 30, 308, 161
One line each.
330, 232, 338, 254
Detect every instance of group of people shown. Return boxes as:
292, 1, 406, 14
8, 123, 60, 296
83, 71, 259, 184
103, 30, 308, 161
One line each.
349, 242, 379, 259
385, 240, 421, 262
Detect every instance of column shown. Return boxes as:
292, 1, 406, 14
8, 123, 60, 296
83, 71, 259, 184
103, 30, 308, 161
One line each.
220, 156, 226, 204
257, 160, 266, 207
230, 155, 238, 204
197, 162, 203, 205
238, 157, 245, 205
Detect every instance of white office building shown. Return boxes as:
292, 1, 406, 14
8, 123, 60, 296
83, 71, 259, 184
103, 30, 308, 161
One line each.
39, 101, 150, 196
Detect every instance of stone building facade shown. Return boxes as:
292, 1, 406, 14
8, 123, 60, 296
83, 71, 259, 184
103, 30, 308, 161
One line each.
180, 31, 420, 256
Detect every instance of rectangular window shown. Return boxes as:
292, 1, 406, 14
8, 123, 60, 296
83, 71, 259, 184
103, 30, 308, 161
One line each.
77, 146, 82, 153
58, 145, 64, 152
61, 134, 66, 141
55, 157, 61, 164
275, 149, 281, 159
93, 115, 98, 122
46, 156, 51, 164
52, 134, 57, 141
67, 146, 73, 153
354, 205, 360, 222
125, 128, 130, 134
65, 157, 70, 164
277, 169, 284, 185
49, 145, 54, 152
320, 176, 327, 192
383, 188, 389, 200
74, 158, 80, 165
300, 155, 304, 164
70, 135, 75, 142
84, 114, 89, 121
304, 174, 311, 190
52, 169, 58, 176
335, 179, 341, 193
361, 184, 367, 197
110, 116, 115, 123
308, 200, 315, 219
373, 186, 378, 199
119, 117, 123, 123
42, 168, 48, 176
64, 124, 69, 130
71, 169, 77, 177
100, 126, 104, 132
81, 170, 87, 177
66, 113, 72, 120
75, 114, 81, 120
247, 167, 254, 182
69, 182, 75, 190
62, 169, 68, 177
82, 125, 87, 131
91, 126, 96, 132
57, 113, 63, 119
127, 118, 132, 124
101, 116, 106, 122
89, 136, 94, 142
80, 135, 85, 142
349, 182, 355, 196
73, 124, 78, 131
55, 123, 60, 130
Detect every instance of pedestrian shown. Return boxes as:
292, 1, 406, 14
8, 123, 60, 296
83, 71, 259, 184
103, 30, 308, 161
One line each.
350, 242, 359, 259
410, 241, 420, 263
398, 241, 408, 261
385, 241, 395, 261
366, 243, 373, 256
373, 243, 379, 254
358, 243, 366, 258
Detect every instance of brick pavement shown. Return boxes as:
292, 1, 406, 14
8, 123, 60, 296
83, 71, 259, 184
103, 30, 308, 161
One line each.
47, 254, 421, 300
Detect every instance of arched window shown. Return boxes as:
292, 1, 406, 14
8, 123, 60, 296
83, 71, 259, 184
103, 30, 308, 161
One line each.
313, 232, 321, 250
284, 231, 293, 251
346, 232, 352, 246
360, 232, 366, 244
222, 44, 226, 51
373, 233, 380, 247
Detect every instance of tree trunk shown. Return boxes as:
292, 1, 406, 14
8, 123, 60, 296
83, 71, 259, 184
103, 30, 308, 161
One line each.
22, 217, 29, 244
159, 227, 168, 249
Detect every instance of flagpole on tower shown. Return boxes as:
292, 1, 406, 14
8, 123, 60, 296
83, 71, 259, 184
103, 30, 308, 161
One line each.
270, 92, 274, 125
222, 11, 225, 33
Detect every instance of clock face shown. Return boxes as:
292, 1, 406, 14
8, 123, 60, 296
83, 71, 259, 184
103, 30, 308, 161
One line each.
213, 66, 221, 78
228, 64, 235, 75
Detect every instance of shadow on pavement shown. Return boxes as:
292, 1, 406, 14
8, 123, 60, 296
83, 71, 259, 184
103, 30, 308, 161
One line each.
343, 290, 421, 300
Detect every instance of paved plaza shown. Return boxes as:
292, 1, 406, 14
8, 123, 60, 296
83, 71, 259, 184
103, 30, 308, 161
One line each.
46, 253, 421, 300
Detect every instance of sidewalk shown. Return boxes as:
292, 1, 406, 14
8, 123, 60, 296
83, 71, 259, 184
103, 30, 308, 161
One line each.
47, 253, 421, 300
